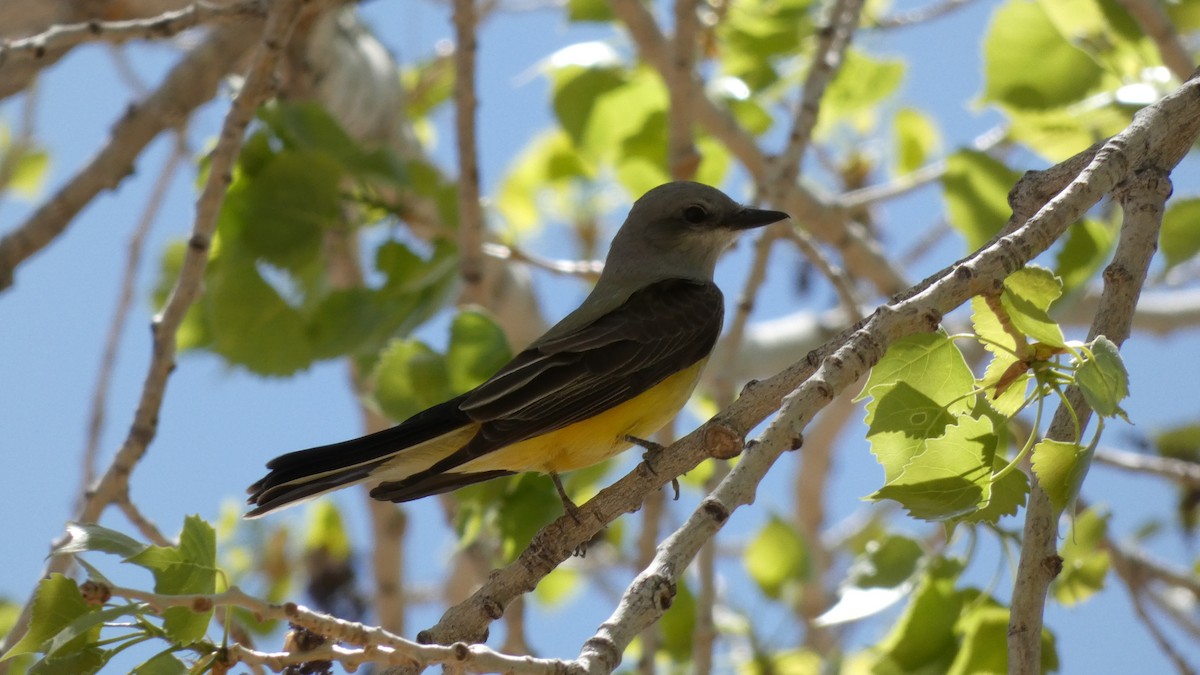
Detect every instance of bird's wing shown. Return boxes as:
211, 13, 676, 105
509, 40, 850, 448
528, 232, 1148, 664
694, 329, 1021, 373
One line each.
423, 277, 724, 474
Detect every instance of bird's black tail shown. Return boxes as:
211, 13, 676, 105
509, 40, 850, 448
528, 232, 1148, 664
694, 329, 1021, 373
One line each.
245, 395, 472, 518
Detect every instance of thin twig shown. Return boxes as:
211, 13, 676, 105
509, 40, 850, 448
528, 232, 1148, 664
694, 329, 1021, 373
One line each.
99, 583, 567, 674
1114, 0, 1195, 82
667, 0, 701, 180
0, 18, 265, 291
1094, 447, 1200, 488
454, 0, 487, 305
773, 0, 866, 190
79, 132, 188, 496
482, 241, 603, 279
839, 123, 1007, 210
115, 495, 173, 547
1104, 541, 1198, 674
0, 0, 267, 64
779, 226, 863, 322
873, 0, 978, 29
0, 0, 310, 661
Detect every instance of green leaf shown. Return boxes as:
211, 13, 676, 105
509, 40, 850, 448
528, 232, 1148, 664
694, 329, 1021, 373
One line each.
1152, 423, 1200, 462
152, 241, 212, 352
127, 516, 217, 645
27, 646, 108, 675
949, 604, 1058, 674
872, 557, 964, 673
41, 605, 138, 659
533, 567, 581, 606
1000, 266, 1067, 348
969, 452, 1029, 524
306, 288, 382, 360
204, 258, 313, 376
304, 501, 351, 562
446, 311, 512, 394
1031, 439, 1090, 513
1052, 507, 1111, 606
496, 131, 593, 233
978, 350, 1030, 418
1076, 336, 1129, 418
1007, 105, 1130, 163
744, 515, 809, 599
942, 149, 1021, 250
10, 149, 49, 199
551, 65, 629, 148
659, 577, 696, 663
870, 415, 997, 521
220, 149, 342, 271
718, 0, 815, 91
370, 339, 452, 422
494, 475, 563, 561
862, 332, 976, 482
2, 576, 97, 660
131, 651, 188, 675
849, 534, 924, 589
1160, 198, 1200, 271
1055, 219, 1112, 294
817, 50, 905, 137
566, 0, 614, 22
893, 108, 940, 175
742, 649, 822, 675
55, 523, 146, 559
983, 0, 1104, 109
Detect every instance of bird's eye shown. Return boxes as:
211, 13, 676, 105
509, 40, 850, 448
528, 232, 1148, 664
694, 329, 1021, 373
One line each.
682, 205, 708, 224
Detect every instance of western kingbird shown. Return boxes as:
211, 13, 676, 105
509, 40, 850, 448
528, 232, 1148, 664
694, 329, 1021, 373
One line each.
246, 181, 789, 518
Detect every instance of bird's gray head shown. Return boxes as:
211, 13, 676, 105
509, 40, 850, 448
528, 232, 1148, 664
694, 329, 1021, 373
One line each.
602, 181, 790, 284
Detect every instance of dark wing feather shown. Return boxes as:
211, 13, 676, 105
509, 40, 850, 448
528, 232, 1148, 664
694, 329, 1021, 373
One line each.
405, 278, 723, 481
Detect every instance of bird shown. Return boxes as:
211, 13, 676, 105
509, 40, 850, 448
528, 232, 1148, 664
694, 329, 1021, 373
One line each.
246, 181, 789, 518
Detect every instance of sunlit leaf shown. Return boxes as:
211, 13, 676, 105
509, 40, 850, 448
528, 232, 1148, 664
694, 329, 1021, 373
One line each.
983, 0, 1104, 109
1052, 507, 1111, 606
447, 311, 512, 394
942, 149, 1020, 250
1031, 439, 1090, 513
1076, 336, 1129, 418
1159, 198, 1200, 271
305, 501, 351, 563
870, 415, 996, 521
893, 107, 940, 175
744, 515, 809, 599
2, 576, 97, 659
371, 339, 452, 422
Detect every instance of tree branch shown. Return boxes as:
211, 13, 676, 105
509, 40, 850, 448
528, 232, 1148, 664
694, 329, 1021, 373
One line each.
417, 70, 1200, 658
1095, 447, 1200, 488
0, 0, 313, 661
1113, 0, 1195, 82
453, 0, 487, 305
0, 0, 269, 100
0, 18, 264, 291
1009, 163, 1174, 671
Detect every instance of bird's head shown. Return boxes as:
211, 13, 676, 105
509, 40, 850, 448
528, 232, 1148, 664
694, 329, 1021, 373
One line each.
605, 181, 790, 282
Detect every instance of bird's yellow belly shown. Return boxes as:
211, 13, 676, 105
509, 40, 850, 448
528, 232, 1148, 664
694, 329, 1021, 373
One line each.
461, 359, 708, 475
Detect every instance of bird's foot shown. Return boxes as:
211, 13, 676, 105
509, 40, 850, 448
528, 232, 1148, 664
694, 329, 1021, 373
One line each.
624, 434, 680, 500
550, 471, 582, 524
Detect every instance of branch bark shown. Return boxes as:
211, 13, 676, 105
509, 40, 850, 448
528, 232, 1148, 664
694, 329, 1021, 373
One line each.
0, 19, 263, 291
1009, 164, 1174, 671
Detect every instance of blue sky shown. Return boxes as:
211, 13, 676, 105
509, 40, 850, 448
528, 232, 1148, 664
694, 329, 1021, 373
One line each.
3, 0, 1199, 671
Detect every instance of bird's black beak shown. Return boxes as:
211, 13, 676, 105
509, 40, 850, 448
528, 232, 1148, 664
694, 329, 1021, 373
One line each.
728, 206, 790, 230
